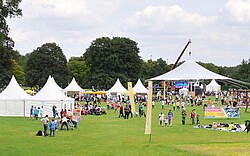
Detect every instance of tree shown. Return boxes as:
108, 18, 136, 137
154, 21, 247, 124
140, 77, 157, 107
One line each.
12, 59, 25, 84
232, 59, 250, 83
67, 56, 89, 88
83, 37, 142, 89
26, 43, 69, 88
0, 0, 22, 89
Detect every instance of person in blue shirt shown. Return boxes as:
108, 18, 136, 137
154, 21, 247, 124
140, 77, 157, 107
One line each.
167, 109, 174, 127
29, 105, 34, 120
34, 107, 40, 120
50, 118, 57, 137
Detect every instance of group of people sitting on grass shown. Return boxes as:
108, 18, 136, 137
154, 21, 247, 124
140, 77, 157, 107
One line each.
75, 103, 107, 115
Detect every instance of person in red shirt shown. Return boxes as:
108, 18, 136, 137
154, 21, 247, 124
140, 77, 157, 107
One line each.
190, 109, 196, 125
119, 105, 124, 118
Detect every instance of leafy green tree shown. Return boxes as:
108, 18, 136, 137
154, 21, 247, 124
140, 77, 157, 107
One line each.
12, 59, 25, 84
67, 56, 89, 88
26, 43, 69, 88
232, 59, 250, 83
83, 37, 142, 89
0, 0, 22, 89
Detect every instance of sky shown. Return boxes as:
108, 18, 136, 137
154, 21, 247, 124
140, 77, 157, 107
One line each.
7, 0, 250, 67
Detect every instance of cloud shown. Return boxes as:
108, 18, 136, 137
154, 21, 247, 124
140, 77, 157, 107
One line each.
220, 0, 250, 25
123, 5, 217, 33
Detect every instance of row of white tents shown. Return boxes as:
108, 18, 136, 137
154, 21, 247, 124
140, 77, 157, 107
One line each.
0, 76, 148, 117
0, 76, 74, 117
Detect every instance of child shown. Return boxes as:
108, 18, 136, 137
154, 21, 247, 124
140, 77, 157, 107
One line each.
50, 118, 57, 137
197, 114, 200, 124
173, 101, 176, 111
135, 111, 138, 117
165, 117, 168, 127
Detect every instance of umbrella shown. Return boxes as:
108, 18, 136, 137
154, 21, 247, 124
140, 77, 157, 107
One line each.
124, 91, 136, 95
83, 90, 95, 94
25, 90, 36, 93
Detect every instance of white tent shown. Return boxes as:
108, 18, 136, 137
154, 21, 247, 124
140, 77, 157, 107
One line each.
149, 59, 230, 81
25, 76, 74, 117
133, 79, 148, 94
107, 78, 127, 94
206, 79, 221, 92
179, 88, 189, 97
0, 76, 32, 116
63, 77, 84, 96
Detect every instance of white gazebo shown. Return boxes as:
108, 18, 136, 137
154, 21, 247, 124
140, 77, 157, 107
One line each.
107, 78, 128, 95
63, 77, 84, 96
0, 76, 32, 116
25, 76, 74, 117
133, 79, 148, 94
206, 79, 221, 92
179, 88, 189, 97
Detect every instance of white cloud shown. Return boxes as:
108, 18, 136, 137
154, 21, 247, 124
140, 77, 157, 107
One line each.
220, 0, 250, 25
123, 5, 217, 33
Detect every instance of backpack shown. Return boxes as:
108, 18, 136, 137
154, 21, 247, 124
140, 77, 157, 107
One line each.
36, 130, 43, 136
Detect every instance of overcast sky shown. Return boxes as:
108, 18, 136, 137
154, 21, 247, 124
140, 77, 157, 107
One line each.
7, 0, 250, 66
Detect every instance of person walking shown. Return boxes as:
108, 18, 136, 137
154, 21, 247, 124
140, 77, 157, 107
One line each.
40, 106, 43, 118
34, 107, 40, 120
181, 108, 187, 125
29, 105, 34, 120
159, 112, 165, 127
167, 109, 174, 127
114, 103, 118, 113
50, 118, 57, 137
119, 105, 124, 118
138, 104, 142, 117
41, 115, 49, 136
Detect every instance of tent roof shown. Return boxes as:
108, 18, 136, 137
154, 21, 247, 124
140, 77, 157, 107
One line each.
148, 59, 231, 81
34, 76, 73, 101
64, 77, 83, 92
133, 79, 148, 94
107, 78, 127, 93
207, 79, 220, 87
0, 75, 32, 100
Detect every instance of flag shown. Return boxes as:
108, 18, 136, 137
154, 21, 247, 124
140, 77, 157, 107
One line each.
128, 82, 136, 114
145, 81, 152, 134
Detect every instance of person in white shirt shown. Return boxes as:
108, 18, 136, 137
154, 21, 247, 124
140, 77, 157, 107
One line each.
240, 122, 246, 132
60, 115, 69, 130
40, 106, 43, 118
159, 112, 165, 127
152, 101, 155, 108
40, 115, 49, 136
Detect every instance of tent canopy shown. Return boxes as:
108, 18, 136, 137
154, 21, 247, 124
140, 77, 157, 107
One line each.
0, 75, 32, 100
34, 76, 73, 101
107, 78, 127, 94
64, 77, 83, 92
133, 79, 148, 94
206, 79, 221, 92
148, 59, 230, 81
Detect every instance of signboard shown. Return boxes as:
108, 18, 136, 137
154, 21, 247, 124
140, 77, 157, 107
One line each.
175, 82, 188, 89
145, 81, 152, 135
73, 109, 81, 121
128, 82, 136, 114
205, 107, 240, 118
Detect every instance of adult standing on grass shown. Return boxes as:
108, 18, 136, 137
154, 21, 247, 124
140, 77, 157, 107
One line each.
50, 118, 56, 137
138, 104, 142, 117
159, 112, 165, 127
52, 105, 56, 118
124, 104, 130, 119
190, 109, 196, 125
41, 115, 49, 136
141, 104, 146, 117
34, 107, 40, 120
60, 115, 69, 130
114, 103, 118, 113
40, 106, 43, 118
29, 105, 34, 120
181, 108, 187, 125
167, 109, 174, 127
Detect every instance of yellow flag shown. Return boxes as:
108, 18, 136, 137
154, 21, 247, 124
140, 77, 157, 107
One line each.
127, 82, 136, 114
145, 81, 152, 134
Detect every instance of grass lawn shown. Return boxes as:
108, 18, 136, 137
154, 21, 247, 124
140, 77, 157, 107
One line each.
0, 97, 249, 156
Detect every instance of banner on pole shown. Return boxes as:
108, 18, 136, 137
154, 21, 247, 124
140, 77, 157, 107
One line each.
145, 81, 153, 134
128, 82, 136, 114
204, 107, 240, 118
73, 109, 81, 121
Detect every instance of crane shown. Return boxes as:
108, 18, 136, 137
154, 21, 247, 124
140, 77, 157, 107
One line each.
170, 39, 191, 70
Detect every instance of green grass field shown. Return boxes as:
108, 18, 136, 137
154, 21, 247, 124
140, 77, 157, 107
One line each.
0, 98, 249, 156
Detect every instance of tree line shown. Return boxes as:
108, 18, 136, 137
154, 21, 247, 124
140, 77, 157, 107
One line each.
0, 1, 249, 90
